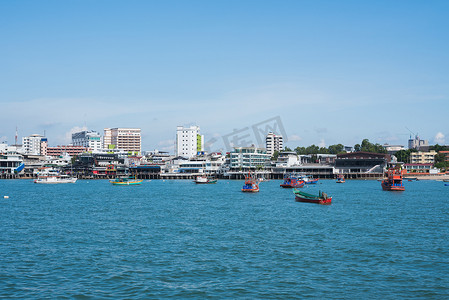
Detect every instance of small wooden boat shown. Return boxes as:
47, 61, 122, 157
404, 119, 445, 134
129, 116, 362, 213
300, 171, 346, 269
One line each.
301, 175, 319, 184
280, 173, 305, 188
242, 172, 259, 192
381, 168, 405, 191
443, 179, 449, 183
110, 176, 143, 186
336, 174, 345, 183
293, 189, 332, 205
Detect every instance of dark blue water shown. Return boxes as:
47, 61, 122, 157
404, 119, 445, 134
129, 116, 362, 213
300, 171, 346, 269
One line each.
1, 179, 448, 298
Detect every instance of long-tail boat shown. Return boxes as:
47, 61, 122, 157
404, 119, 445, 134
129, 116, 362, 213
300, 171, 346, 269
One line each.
293, 189, 332, 205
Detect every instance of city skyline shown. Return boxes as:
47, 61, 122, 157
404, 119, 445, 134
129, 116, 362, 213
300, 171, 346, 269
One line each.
1, 1, 448, 150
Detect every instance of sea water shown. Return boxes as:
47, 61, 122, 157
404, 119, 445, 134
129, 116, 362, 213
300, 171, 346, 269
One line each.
0, 179, 448, 298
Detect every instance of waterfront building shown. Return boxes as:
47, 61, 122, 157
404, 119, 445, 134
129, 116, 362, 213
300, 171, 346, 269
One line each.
273, 151, 299, 168
335, 151, 390, 174
0, 144, 24, 175
175, 125, 204, 158
266, 132, 284, 156
103, 128, 141, 154
46, 145, 88, 157
404, 163, 433, 173
230, 147, 270, 171
408, 135, 429, 151
22, 134, 47, 155
409, 150, 437, 164
72, 130, 102, 152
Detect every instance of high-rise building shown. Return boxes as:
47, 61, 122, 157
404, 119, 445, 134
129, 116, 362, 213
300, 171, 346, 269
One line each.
72, 130, 102, 152
176, 125, 204, 158
408, 135, 429, 151
265, 132, 284, 156
103, 128, 141, 153
22, 134, 47, 155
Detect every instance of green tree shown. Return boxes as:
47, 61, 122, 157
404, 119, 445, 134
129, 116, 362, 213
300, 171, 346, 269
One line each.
295, 146, 306, 155
328, 144, 345, 154
271, 150, 280, 161
284, 147, 292, 152
354, 144, 361, 152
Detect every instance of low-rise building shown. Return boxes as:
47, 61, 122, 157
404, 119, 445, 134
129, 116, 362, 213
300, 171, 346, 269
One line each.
335, 151, 390, 174
47, 145, 88, 157
410, 150, 437, 164
383, 144, 405, 155
404, 163, 433, 173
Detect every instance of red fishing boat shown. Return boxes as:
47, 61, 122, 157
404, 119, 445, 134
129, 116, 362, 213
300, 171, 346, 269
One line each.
381, 168, 405, 191
242, 172, 259, 193
280, 173, 305, 188
293, 189, 332, 205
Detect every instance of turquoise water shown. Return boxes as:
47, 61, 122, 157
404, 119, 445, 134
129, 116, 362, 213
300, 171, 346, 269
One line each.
1, 179, 448, 298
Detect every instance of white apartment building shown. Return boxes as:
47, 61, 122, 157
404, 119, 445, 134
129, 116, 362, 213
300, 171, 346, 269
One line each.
72, 130, 102, 152
104, 128, 141, 153
266, 132, 284, 156
22, 134, 47, 155
176, 125, 204, 158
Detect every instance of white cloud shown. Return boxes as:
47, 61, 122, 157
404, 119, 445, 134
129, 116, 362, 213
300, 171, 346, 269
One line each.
435, 132, 445, 144
64, 126, 88, 144
289, 134, 302, 142
319, 139, 326, 148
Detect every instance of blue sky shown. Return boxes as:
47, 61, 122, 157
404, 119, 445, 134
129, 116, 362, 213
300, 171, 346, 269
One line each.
1, 0, 448, 152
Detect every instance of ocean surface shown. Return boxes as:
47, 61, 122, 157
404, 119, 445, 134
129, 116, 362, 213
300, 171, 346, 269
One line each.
0, 179, 448, 298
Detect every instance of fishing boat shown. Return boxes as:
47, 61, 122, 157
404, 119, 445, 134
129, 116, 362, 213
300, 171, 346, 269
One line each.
443, 179, 449, 183
336, 174, 345, 183
110, 176, 143, 186
280, 173, 305, 188
381, 168, 405, 191
242, 172, 259, 192
300, 175, 319, 184
34, 168, 77, 184
194, 175, 217, 184
293, 189, 332, 205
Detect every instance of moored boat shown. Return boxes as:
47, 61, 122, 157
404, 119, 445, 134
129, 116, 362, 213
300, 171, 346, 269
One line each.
194, 175, 217, 184
110, 176, 143, 186
336, 174, 345, 183
381, 168, 405, 191
300, 175, 319, 184
280, 173, 305, 188
293, 189, 332, 205
242, 172, 259, 192
34, 168, 77, 184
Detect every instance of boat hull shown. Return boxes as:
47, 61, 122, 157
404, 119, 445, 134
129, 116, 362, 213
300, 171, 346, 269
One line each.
295, 195, 332, 205
381, 181, 405, 191
242, 188, 259, 192
34, 178, 77, 184
111, 180, 143, 186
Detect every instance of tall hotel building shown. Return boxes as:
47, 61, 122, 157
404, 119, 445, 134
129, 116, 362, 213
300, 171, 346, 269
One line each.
176, 125, 204, 158
266, 131, 284, 156
72, 130, 102, 152
22, 134, 48, 156
103, 128, 141, 153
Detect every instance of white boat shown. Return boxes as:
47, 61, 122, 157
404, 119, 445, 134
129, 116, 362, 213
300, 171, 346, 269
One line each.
34, 168, 77, 184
